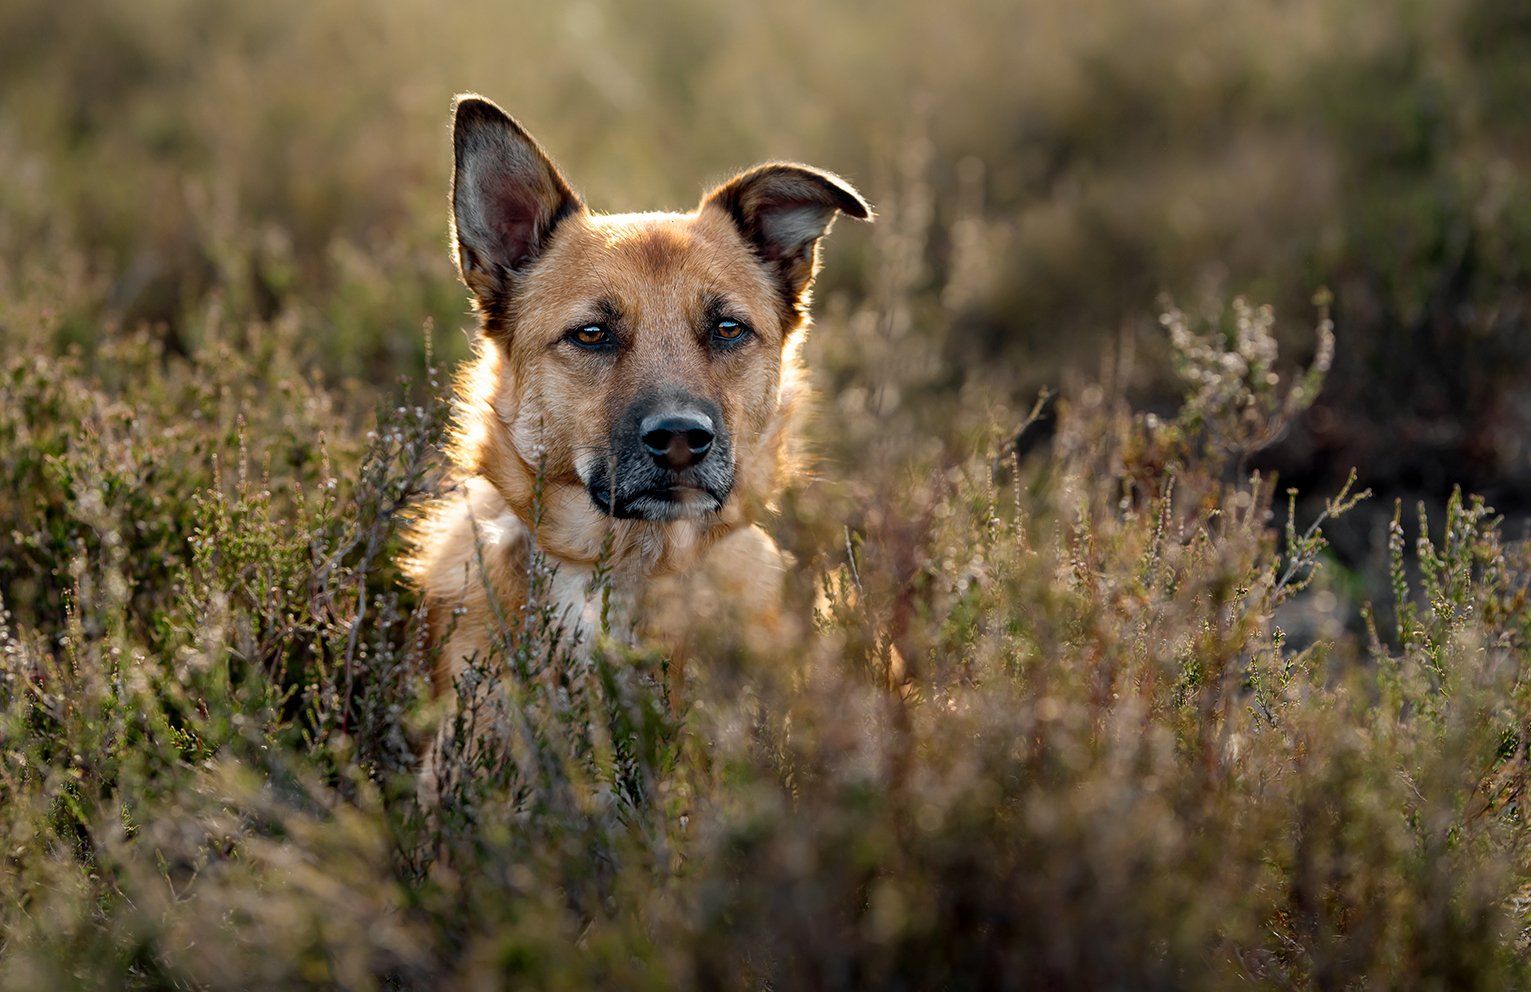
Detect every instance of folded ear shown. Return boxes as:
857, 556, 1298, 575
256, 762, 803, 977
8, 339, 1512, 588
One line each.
703, 163, 871, 314
450, 94, 581, 313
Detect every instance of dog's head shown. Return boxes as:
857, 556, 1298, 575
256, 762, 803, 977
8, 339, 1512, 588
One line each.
447, 95, 868, 560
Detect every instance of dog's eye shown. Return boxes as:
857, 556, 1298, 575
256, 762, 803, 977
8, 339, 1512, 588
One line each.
568, 324, 613, 350
711, 319, 750, 346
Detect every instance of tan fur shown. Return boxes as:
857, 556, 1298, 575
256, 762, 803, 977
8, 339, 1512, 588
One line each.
403, 95, 866, 797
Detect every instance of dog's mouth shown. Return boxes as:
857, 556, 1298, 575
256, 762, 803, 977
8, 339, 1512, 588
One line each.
583, 415, 736, 522
587, 481, 728, 521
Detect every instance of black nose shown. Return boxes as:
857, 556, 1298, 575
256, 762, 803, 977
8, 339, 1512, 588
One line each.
640, 413, 715, 470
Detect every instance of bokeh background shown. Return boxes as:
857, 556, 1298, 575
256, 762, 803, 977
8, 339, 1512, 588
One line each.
5, 0, 1530, 540
8, 3, 1531, 987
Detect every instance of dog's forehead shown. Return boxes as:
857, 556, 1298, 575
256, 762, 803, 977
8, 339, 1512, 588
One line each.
524, 209, 780, 328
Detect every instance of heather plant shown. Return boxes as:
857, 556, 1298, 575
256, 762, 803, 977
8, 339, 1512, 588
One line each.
5, 1, 1531, 986
5, 273, 1531, 987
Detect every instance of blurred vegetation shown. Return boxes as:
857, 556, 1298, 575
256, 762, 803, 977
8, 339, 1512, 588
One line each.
3, 0, 1531, 987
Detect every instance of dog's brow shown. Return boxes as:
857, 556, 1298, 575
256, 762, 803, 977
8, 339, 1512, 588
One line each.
699, 290, 751, 324
565, 297, 622, 328
700, 292, 727, 324
595, 298, 622, 324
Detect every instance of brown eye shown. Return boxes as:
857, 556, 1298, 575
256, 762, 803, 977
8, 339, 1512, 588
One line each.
568, 324, 612, 350
712, 318, 749, 346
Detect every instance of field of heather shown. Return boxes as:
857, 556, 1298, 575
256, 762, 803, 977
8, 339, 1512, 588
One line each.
3, 1, 1531, 988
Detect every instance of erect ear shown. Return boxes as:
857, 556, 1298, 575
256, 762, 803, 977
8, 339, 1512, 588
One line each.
450, 94, 582, 313
703, 163, 871, 314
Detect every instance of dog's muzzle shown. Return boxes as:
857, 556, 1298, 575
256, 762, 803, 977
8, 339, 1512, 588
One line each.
585, 390, 733, 521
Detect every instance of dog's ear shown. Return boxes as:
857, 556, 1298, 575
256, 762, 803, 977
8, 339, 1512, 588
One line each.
450, 94, 581, 310
703, 163, 871, 314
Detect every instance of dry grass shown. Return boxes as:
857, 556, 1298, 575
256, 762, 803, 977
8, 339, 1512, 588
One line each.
4, 0, 1531, 987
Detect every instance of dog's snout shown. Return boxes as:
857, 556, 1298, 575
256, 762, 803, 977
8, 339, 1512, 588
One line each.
640, 412, 715, 470
592, 392, 732, 518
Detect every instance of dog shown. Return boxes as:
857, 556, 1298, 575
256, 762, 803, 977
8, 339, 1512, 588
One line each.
404, 94, 869, 794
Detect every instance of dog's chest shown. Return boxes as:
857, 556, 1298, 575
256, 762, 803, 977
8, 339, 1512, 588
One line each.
535, 525, 785, 654
545, 562, 637, 647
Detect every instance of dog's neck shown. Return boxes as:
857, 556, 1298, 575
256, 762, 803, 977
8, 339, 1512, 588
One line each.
522, 484, 743, 576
